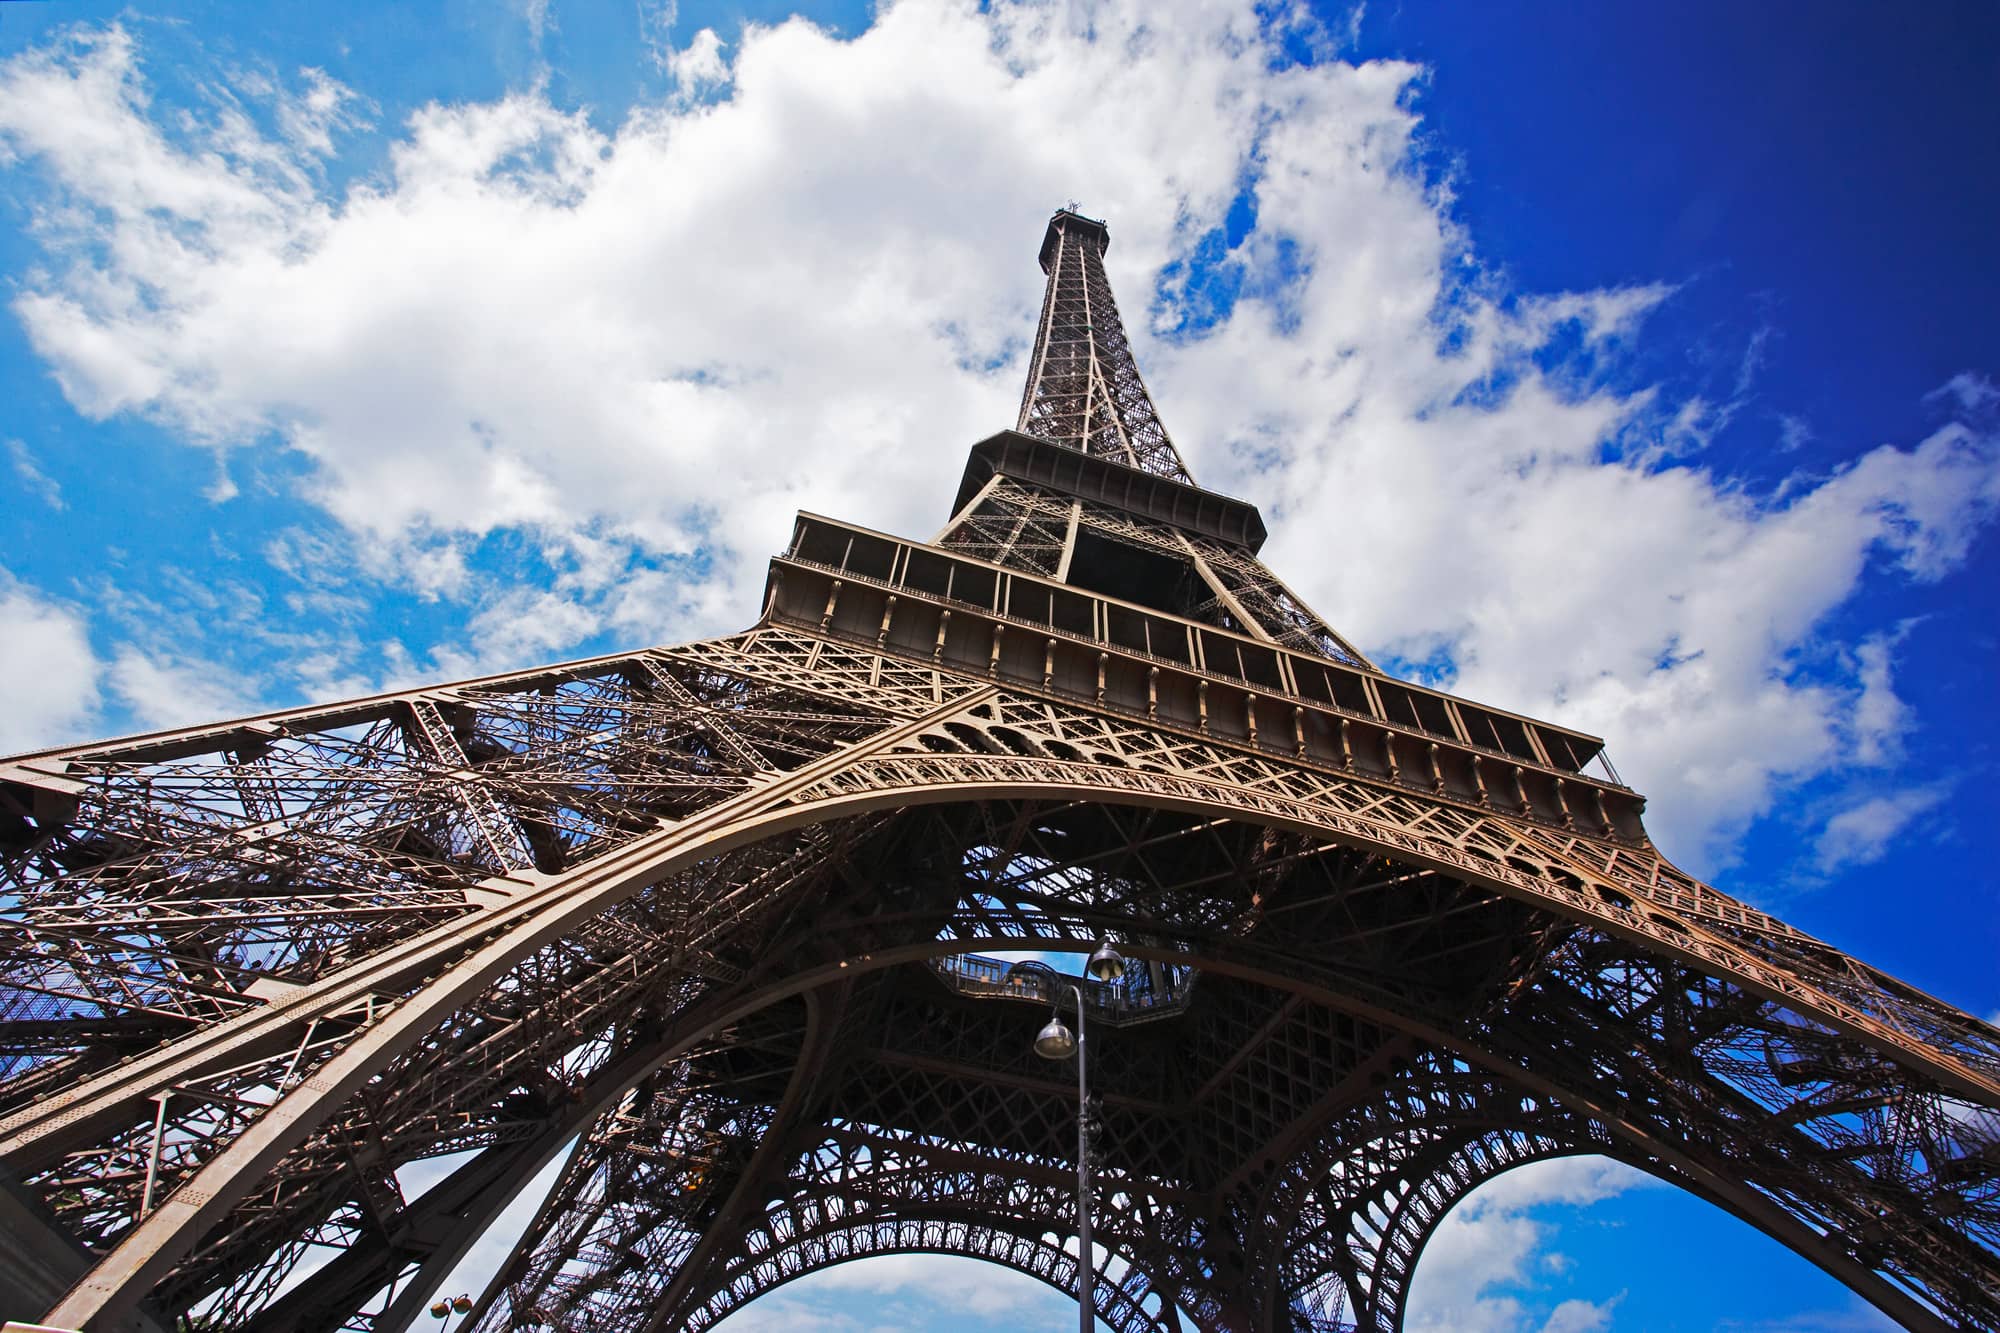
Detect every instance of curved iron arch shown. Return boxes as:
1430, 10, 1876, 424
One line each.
685, 1213, 1169, 1333
1240, 1063, 1602, 1331
14, 723, 1996, 1330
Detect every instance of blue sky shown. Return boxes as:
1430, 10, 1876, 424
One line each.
0, 2, 1995, 1330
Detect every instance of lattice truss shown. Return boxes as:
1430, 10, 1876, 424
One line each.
1018, 212, 1194, 484
1, 625, 1996, 1333
937, 474, 1371, 668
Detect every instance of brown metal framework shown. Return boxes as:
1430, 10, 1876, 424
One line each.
0, 209, 1995, 1333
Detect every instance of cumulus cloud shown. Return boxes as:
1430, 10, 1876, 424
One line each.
0, 573, 101, 755
1405, 1157, 1650, 1333
1171, 199, 2000, 868
0, 2, 1994, 881
1539, 1297, 1621, 1333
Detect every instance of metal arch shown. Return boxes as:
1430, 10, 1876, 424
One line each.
386, 920, 2000, 1333
10, 712, 2000, 1328
684, 1212, 1171, 1333
479, 896, 1997, 1333
832, 700, 2000, 1105
430, 880, 1992, 1328
14, 689, 1995, 1149
1311, 1129, 1587, 1332
1250, 1064, 1938, 1333
466, 1072, 1180, 1331
1343, 1132, 1743, 1333
1237, 1059, 1601, 1332
463, 977, 870, 1333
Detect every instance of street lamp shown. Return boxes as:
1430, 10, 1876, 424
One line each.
1007, 942, 1126, 1333
429, 1294, 473, 1330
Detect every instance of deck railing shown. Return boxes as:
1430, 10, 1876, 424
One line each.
928, 951, 1195, 1025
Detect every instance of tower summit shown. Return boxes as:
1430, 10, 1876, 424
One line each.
0, 212, 1995, 1333
1018, 209, 1192, 482
955, 207, 1374, 666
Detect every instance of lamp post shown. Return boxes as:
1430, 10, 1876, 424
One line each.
428, 1294, 473, 1330
1010, 941, 1127, 1333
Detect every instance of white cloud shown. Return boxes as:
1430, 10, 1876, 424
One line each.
1540, 1296, 1621, 1333
1179, 261, 2000, 869
1469, 1156, 1652, 1212
1813, 785, 1948, 874
712, 1291, 863, 1333
1777, 413, 1814, 453
0, 4, 1994, 879
1847, 628, 1911, 766
665, 28, 729, 97
6, 438, 64, 509
637, 0, 682, 73
522, 0, 555, 49
106, 647, 261, 731
271, 66, 369, 157
709, 1253, 1084, 1332
804, 1252, 1056, 1313
1718, 1300, 1900, 1332
1405, 1157, 1649, 1333
0, 573, 101, 754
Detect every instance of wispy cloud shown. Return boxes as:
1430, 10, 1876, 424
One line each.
1718, 1298, 1900, 1332
6, 439, 63, 510
1848, 626, 1916, 766
1813, 784, 1949, 873
637, 0, 681, 72
105, 646, 262, 732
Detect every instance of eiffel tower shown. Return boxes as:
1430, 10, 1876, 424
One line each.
1, 210, 1996, 1333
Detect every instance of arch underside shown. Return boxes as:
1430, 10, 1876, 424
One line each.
687, 1215, 1162, 1332
674, 1116, 1594, 1333
476, 1027, 1597, 1333
0, 630, 1994, 1331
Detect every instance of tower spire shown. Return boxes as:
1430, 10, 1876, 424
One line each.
1017, 209, 1194, 483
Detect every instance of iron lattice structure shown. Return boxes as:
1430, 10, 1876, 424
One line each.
0, 210, 1996, 1333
